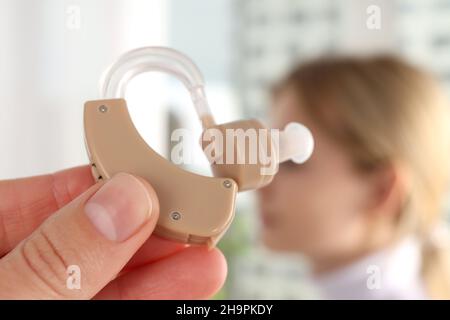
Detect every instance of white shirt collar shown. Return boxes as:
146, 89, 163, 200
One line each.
310, 237, 427, 299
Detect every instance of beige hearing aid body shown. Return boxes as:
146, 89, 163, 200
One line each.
83, 47, 314, 248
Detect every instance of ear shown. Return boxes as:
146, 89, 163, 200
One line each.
365, 163, 410, 220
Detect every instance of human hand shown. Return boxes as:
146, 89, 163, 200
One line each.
0, 166, 227, 299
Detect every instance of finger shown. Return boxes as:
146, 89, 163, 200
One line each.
0, 173, 159, 299
0, 165, 94, 255
95, 247, 227, 300
123, 235, 187, 271
0, 165, 185, 266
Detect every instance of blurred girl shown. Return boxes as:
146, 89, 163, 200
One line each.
258, 55, 450, 299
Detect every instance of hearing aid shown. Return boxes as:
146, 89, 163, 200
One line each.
83, 47, 314, 247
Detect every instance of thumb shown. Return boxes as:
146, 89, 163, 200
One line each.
0, 173, 159, 299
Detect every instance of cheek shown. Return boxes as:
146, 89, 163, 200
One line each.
296, 166, 367, 227
258, 166, 368, 253
282, 173, 337, 233
257, 171, 330, 250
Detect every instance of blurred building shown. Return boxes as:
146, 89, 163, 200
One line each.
233, 0, 450, 120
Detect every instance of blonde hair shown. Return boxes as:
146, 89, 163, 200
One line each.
277, 55, 450, 299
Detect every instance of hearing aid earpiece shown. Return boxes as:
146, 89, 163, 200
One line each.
199, 120, 314, 191
278, 122, 314, 164
83, 47, 314, 247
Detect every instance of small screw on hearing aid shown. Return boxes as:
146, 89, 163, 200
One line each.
98, 105, 108, 113
223, 180, 232, 188
171, 211, 181, 221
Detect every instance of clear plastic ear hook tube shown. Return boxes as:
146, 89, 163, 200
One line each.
100, 46, 215, 128
100, 46, 314, 165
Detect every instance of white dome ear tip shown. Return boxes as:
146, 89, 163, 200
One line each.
284, 122, 311, 135
281, 122, 314, 164
291, 139, 314, 164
